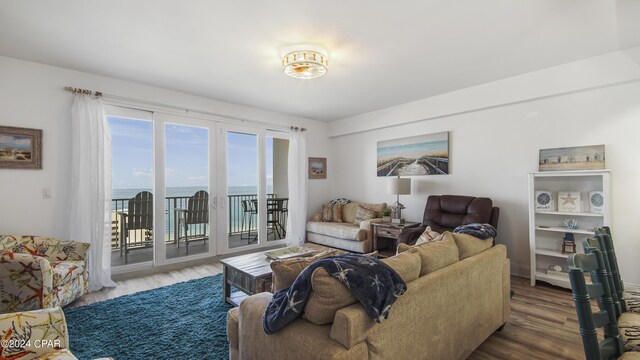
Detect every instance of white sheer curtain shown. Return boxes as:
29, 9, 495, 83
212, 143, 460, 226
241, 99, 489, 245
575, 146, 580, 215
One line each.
285, 131, 308, 246
69, 94, 116, 292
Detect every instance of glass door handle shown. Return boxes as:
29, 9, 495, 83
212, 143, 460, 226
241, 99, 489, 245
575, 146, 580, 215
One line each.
212, 197, 217, 209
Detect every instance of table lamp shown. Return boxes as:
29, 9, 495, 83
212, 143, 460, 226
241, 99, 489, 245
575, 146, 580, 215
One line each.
387, 176, 411, 224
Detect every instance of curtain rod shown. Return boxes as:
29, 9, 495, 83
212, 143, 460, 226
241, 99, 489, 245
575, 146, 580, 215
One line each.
65, 86, 102, 97
64, 86, 307, 133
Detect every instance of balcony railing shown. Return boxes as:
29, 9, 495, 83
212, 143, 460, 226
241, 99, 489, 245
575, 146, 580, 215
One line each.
111, 193, 277, 250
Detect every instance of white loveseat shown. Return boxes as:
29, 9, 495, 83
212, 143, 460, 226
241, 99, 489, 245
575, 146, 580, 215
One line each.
306, 202, 387, 253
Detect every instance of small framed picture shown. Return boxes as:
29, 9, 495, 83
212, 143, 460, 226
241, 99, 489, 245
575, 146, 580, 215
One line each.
308, 157, 327, 179
557, 191, 581, 213
0, 126, 42, 169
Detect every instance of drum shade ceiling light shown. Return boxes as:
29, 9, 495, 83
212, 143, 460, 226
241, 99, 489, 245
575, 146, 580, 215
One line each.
281, 46, 329, 79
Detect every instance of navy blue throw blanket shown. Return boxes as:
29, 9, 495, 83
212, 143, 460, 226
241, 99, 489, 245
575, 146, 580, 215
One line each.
453, 223, 497, 239
263, 254, 407, 334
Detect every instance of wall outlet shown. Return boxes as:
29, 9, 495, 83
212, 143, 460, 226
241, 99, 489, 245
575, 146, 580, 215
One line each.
43, 188, 52, 199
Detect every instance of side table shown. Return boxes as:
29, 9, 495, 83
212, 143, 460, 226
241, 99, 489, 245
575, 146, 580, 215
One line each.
372, 221, 420, 258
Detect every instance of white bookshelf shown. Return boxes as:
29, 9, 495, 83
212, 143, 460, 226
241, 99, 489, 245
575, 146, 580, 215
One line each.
528, 170, 611, 288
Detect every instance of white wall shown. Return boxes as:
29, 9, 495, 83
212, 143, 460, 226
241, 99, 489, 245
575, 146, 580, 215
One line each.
272, 138, 289, 197
329, 49, 640, 285
0, 56, 331, 239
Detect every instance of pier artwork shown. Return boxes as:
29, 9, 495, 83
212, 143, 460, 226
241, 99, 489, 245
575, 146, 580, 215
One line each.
377, 156, 448, 176
377, 131, 449, 177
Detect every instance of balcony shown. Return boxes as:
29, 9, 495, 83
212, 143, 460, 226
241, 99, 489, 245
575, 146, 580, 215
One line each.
111, 193, 285, 267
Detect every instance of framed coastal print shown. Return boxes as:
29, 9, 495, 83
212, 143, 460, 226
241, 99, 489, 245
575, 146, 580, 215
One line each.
0, 126, 42, 169
557, 191, 581, 213
308, 157, 326, 179
539, 145, 605, 171
377, 131, 449, 176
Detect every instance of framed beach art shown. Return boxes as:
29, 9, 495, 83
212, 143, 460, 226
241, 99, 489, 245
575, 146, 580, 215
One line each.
539, 144, 605, 171
0, 126, 42, 169
377, 131, 449, 176
308, 157, 327, 179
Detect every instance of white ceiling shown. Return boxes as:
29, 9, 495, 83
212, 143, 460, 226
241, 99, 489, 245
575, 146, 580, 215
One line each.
1, 1, 639, 121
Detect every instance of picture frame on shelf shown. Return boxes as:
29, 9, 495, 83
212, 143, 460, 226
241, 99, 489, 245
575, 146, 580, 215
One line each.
557, 191, 581, 213
534, 190, 555, 211
0, 125, 43, 169
589, 191, 604, 214
538, 144, 605, 171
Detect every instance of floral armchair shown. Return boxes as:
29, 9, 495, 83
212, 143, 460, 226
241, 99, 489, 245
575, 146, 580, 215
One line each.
0, 307, 75, 360
0, 235, 90, 314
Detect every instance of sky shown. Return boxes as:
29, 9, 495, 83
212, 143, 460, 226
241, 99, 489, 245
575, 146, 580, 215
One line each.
0, 135, 31, 149
108, 116, 273, 190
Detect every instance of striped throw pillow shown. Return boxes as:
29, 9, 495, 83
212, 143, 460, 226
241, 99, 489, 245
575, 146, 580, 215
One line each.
322, 203, 343, 222
353, 205, 378, 225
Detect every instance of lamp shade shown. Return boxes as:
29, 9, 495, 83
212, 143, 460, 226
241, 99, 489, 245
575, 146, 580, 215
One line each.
387, 177, 411, 195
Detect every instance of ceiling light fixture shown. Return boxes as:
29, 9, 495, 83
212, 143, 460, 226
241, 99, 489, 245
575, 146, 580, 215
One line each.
281, 46, 329, 80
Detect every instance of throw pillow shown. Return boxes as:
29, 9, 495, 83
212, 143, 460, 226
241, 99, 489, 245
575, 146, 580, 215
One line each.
353, 205, 378, 225
341, 202, 386, 224
619, 312, 640, 352
332, 204, 343, 223
329, 198, 351, 205
381, 248, 421, 283
451, 232, 493, 260
303, 252, 379, 325
415, 226, 442, 245
270, 249, 346, 292
303, 268, 357, 325
397, 232, 459, 276
321, 203, 333, 222
321, 203, 343, 222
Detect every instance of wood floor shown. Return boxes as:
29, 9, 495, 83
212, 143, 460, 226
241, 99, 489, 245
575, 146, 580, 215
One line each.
70, 263, 588, 359
469, 276, 586, 360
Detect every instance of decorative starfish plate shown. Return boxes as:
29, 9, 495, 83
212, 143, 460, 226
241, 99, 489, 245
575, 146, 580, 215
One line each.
265, 246, 319, 260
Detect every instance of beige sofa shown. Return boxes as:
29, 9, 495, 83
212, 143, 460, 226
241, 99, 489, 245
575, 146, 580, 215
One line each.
227, 232, 511, 360
306, 202, 387, 253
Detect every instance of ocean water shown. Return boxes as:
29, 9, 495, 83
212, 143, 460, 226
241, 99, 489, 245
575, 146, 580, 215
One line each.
112, 185, 270, 200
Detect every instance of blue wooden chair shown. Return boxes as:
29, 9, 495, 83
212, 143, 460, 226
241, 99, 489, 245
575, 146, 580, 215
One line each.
595, 228, 640, 314
568, 248, 640, 359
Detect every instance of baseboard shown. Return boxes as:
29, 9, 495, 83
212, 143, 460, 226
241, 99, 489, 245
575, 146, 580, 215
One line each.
510, 262, 529, 278
508, 264, 640, 289
625, 282, 640, 290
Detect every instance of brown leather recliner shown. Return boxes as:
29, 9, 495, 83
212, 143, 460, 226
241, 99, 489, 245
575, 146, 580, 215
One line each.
398, 195, 500, 245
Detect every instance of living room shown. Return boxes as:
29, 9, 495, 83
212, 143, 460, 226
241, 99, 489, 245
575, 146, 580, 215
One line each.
1, 1, 640, 359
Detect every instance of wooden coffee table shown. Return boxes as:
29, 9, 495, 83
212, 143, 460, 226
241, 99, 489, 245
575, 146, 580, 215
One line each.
220, 243, 329, 306
220, 251, 273, 306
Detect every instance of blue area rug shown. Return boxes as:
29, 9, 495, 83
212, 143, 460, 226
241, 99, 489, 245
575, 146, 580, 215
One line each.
65, 274, 232, 360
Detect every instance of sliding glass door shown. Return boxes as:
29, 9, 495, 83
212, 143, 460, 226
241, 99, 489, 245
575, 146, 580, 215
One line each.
219, 126, 262, 250
106, 107, 155, 270
107, 106, 289, 272
155, 113, 217, 265
266, 132, 290, 243
217, 125, 288, 252
163, 122, 212, 260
